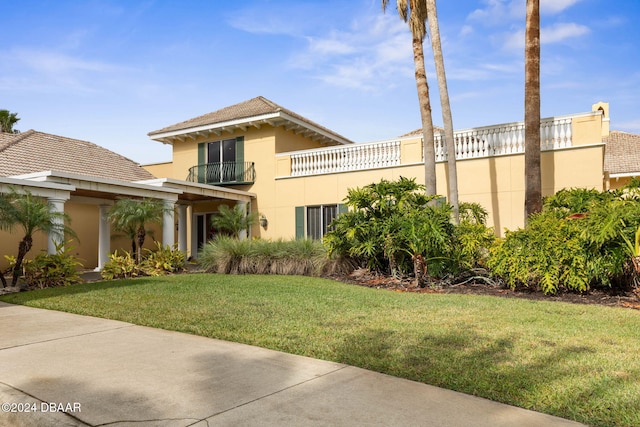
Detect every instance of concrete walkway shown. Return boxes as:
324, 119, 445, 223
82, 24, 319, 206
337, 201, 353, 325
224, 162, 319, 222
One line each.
0, 302, 584, 427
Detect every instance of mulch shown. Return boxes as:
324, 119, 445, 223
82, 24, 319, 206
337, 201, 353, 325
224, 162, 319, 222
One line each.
331, 268, 640, 310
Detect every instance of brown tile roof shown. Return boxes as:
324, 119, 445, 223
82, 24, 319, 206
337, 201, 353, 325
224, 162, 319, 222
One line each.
399, 126, 445, 138
604, 130, 640, 176
0, 130, 155, 182
148, 96, 352, 143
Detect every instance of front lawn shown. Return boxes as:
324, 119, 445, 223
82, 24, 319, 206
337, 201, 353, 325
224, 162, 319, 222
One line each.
2, 274, 639, 426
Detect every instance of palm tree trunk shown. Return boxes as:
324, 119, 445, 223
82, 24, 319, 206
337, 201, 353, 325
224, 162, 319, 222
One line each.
12, 236, 33, 286
426, 0, 459, 222
136, 226, 146, 264
412, 37, 437, 196
524, 0, 542, 219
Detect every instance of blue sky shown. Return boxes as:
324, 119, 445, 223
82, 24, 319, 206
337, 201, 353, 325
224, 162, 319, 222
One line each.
2, 0, 639, 165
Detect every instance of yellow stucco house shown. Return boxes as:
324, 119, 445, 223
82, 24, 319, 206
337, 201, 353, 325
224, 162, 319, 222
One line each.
0, 96, 630, 270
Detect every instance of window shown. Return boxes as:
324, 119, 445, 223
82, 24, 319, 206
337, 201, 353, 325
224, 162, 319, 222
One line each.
300, 204, 339, 240
207, 138, 236, 182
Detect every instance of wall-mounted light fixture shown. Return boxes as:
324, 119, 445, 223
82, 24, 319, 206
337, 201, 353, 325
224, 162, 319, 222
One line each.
259, 214, 268, 229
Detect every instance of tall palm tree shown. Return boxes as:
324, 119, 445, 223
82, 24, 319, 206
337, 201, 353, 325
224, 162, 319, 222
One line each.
382, 0, 437, 196
0, 110, 20, 133
425, 0, 459, 222
524, 0, 542, 218
108, 198, 169, 264
0, 188, 76, 287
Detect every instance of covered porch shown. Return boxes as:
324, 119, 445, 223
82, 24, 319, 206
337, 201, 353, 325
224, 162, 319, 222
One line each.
0, 171, 255, 271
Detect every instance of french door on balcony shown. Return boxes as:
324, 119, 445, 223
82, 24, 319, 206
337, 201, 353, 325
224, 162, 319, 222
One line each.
207, 139, 236, 182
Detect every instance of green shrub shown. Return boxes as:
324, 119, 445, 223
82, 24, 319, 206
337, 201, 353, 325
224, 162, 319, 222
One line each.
102, 243, 187, 280
19, 245, 83, 289
488, 185, 640, 294
141, 242, 187, 276
453, 204, 496, 270
101, 250, 139, 280
324, 178, 496, 285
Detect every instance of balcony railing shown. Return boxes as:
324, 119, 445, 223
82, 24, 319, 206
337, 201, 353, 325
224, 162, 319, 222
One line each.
290, 140, 401, 176
286, 115, 576, 177
186, 161, 255, 185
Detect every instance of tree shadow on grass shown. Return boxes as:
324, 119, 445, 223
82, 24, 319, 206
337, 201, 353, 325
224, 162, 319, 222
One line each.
333, 327, 640, 427
0, 277, 167, 306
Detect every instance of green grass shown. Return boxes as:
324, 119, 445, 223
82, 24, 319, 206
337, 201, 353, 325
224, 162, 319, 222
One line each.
2, 274, 640, 426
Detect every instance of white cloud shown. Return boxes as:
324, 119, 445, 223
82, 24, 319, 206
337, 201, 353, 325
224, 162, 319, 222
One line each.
503, 22, 590, 50
468, 0, 585, 25
540, 0, 584, 14
289, 13, 415, 91
542, 22, 590, 43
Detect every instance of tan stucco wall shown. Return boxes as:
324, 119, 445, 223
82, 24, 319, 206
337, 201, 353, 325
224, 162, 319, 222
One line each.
270, 143, 604, 237
0, 201, 167, 271
143, 161, 173, 179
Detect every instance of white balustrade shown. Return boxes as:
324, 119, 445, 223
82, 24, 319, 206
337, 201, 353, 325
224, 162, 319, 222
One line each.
287, 116, 575, 177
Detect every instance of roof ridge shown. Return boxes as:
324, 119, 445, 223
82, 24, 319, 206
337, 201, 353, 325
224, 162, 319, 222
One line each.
0, 129, 35, 154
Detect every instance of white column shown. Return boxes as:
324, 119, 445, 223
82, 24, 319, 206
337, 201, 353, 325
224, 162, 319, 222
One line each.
162, 199, 175, 247
47, 197, 67, 254
237, 200, 248, 240
95, 204, 111, 271
177, 204, 188, 254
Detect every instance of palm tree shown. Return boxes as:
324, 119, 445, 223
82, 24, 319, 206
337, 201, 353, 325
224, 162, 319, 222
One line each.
382, 0, 437, 196
425, 0, 459, 222
524, 0, 542, 218
0, 188, 76, 287
210, 204, 258, 239
0, 110, 20, 133
108, 198, 168, 264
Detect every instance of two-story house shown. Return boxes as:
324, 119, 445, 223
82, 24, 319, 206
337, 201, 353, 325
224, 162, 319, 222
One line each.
0, 96, 621, 270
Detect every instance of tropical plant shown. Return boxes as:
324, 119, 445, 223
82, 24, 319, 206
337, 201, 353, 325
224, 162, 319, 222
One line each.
324, 177, 468, 284
0, 109, 20, 133
101, 250, 139, 280
108, 198, 169, 264
210, 204, 258, 239
141, 242, 187, 276
0, 188, 76, 286
489, 185, 640, 294
425, 0, 459, 222
524, 0, 542, 218
19, 242, 83, 289
382, 0, 437, 196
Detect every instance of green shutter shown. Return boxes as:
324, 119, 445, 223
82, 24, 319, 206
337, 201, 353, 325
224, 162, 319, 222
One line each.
295, 206, 305, 239
236, 136, 244, 182
197, 143, 206, 183
338, 203, 349, 215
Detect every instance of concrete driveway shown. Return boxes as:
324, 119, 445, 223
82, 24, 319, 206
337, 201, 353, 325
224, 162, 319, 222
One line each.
0, 302, 584, 426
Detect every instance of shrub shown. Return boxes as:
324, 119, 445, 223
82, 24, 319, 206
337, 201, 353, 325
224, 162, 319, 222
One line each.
198, 236, 333, 276
141, 242, 187, 276
22, 250, 82, 289
488, 185, 640, 294
324, 178, 496, 285
101, 250, 139, 280
102, 243, 187, 280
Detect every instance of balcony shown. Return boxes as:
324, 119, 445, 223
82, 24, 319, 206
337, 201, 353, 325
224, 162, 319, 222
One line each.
186, 161, 255, 186
276, 111, 604, 178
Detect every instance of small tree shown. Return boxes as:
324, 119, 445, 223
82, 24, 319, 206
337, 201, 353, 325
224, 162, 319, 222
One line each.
108, 198, 169, 264
210, 204, 258, 239
0, 188, 76, 287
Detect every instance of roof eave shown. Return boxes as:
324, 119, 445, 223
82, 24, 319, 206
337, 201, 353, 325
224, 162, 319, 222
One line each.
148, 112, 353, 146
